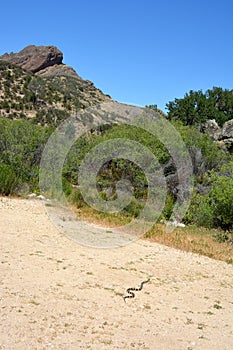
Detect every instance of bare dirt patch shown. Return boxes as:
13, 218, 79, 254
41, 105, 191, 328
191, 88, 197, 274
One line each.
0, 196, 232, 349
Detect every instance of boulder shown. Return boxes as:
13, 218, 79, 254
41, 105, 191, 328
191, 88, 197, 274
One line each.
0, 45, 63, 73
220, 138, 233, 152
27, 193, 37, 198
202, 119, 233, 154
37, 194, 46, 200
204, 119, 221, 140
222, 120, 233, 139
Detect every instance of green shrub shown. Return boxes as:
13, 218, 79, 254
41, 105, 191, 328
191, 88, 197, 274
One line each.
122, 198, 144, 217
0, 163, 19, 195
162, 193, 175, 220
209, 173, 233, 230
69, 188, 85, 208
173, 121, 228, 175
185, 193, 214, 228
0, 117, 52, 193
62, 177, 72, 197
213, 231, 233, 243
186, 162, 233, 230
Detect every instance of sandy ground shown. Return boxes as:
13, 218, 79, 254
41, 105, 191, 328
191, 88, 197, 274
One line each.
0, 196, 233, 350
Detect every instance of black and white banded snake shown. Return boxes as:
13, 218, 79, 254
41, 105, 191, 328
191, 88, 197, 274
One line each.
123, 279, 150, 302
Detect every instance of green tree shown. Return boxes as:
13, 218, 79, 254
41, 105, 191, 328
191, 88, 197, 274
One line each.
166, 87, 233, 126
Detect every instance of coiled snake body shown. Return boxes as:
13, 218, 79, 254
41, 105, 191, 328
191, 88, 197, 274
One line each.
123, 279, 150, 302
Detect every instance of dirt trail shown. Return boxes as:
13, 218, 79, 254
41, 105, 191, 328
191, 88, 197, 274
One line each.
0, 196, 232, 350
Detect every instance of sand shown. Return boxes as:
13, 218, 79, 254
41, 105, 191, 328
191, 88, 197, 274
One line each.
0, 196, 232, 350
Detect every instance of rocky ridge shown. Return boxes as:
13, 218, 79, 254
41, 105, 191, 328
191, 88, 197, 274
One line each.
1, 45, 232, 153
0, 45, 64, 75
0, 45, 111, 125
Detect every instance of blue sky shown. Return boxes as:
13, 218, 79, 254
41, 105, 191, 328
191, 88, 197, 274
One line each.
1, 0, 232, 111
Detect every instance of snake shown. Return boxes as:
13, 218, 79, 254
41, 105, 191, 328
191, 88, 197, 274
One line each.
123, 279, 150, 302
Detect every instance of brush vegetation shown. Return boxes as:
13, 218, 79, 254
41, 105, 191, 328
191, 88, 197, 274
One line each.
0, 65, 232, 263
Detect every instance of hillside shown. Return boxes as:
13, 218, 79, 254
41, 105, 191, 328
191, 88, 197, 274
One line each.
0, 45, 232, 240
0, 45, 111, 126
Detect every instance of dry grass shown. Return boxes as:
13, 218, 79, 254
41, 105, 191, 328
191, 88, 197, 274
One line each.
144, 224, 233, 264
73, 205, 130, 227
73, 205, 233, 265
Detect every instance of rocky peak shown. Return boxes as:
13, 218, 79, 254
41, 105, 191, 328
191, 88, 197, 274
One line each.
0, 45, 112, 125
0, 45, 63, 73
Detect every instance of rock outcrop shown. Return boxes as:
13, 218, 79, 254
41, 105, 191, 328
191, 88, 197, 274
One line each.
36, 64, 80, 78
222, 120, 233, 139
203, 119, 233, 153
0, 45, 63, 73
203, 119, 221, 140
